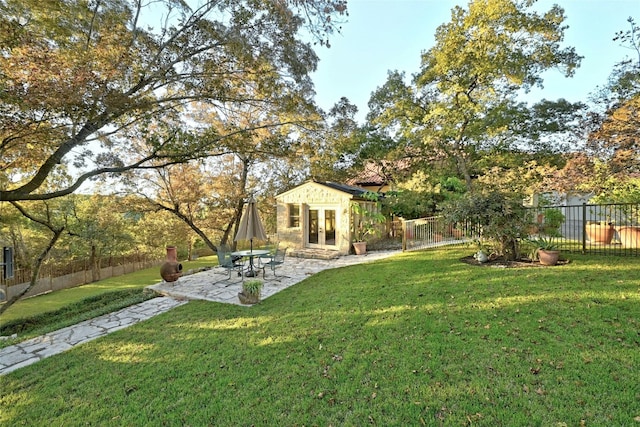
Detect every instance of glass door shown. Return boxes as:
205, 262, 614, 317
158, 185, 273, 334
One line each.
307, 207, 338, 249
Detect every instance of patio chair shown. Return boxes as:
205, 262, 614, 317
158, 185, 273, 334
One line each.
257, 241, 280, 268
216, 247, 244, 281
262, 247, 288, 280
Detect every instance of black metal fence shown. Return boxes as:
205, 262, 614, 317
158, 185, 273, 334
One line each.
402, 203, 640, 256
527, 202, 640, 256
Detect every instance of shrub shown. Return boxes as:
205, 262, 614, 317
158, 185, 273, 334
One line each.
441, 190, 530, 260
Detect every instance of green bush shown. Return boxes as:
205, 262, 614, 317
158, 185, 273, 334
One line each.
441, 190, 529, 260
540, 207, 565, 237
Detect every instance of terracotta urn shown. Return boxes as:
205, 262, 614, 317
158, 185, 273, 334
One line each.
617, 226, 640, 249
538, 249, 560, 266
160, 246, 182, 282
353, 241, 367, 255
586, 223, 614, 244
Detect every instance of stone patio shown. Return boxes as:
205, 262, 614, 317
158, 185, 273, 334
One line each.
147, 249, 401, 305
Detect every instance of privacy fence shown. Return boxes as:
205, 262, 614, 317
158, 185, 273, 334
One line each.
0, 254, 159, 302
402, 202, 640, 257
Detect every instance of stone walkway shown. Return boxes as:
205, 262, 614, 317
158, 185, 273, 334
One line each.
0, 250, 400, 375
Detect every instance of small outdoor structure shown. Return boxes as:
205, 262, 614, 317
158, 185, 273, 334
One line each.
275, 180, 382, 256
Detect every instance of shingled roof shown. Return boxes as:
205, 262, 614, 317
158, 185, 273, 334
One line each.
312, 180, 370, 198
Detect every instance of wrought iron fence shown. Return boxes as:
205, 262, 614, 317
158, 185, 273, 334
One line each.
402, 216, 473, 251
527, 202, 640, 256
402, 202, 640, 256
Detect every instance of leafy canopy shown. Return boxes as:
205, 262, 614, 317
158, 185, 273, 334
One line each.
367, 0, 582, 188
0, 0, 347, 202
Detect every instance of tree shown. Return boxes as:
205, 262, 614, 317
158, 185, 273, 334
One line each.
0, 0, 348, 202
64, 195, 135, 281
307, 97, 362, 182
587, 17, 640, 176
126, 159, 245, 255
0, 200, 68, 315
441, 190, 530, 260
123, 93, 309, 254
0, 0, 347, 311
367, 0, 582, 188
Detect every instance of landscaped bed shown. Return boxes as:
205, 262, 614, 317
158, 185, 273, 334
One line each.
1, 248, 639, 425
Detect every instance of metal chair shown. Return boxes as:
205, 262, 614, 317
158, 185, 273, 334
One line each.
257, 241, 280, 268
262, 247, 288, 279
216, 247, 244, 282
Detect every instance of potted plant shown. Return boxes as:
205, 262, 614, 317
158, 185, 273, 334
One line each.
529, 237, 560, 266
238, 279, 263, 304
352, 192, 386, 255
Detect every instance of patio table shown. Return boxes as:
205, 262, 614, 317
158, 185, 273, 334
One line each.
231, 249, 270, 277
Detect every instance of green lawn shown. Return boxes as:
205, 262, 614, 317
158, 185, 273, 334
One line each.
0, 257, 218, 343
2, 248, 640, 425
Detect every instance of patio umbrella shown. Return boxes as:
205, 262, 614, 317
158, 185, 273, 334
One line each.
234, 198, 267, 252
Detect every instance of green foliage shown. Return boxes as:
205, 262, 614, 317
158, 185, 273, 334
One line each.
540, 208, 565, 237
242, 279, 263, 297
441, 190, 529, 260
367, 0, 582, 188
439, 176, 466, 194
528, 236, 558, 251
308, 97, 362, 182
382, 190, 438, 219
476, 161, 559, 198
381, 175, 466, 220
588, 177, 640, 226
589, 176, 640, 205
352, 191, 386, 242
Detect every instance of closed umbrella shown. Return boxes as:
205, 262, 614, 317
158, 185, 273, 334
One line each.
234, 199, 268, 276
234, 198, 267, 249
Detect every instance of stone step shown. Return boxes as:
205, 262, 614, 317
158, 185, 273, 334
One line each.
288, 248, 341, 260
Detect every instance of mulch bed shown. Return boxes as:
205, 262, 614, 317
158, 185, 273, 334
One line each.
460, 255, 570, 268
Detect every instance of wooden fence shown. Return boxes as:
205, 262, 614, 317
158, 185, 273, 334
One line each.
0, 254, 159, 302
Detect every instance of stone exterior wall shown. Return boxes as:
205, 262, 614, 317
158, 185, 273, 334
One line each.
276, 182, 355, 255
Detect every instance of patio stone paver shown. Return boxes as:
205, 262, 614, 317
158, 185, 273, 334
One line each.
0, 249, 400, 375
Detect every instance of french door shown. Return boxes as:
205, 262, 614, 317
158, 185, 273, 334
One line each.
307, 206, 337, 249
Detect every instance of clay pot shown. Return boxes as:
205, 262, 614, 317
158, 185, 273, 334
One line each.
617, 226, 640, 249
166, 245, 178, 262
160, 246, 182, 282
353, 241, 367, 255
586, 223, 614, 244
538, 249, 560, 266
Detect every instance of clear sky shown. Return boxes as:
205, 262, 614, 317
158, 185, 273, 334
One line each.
311, 0, 640, 122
